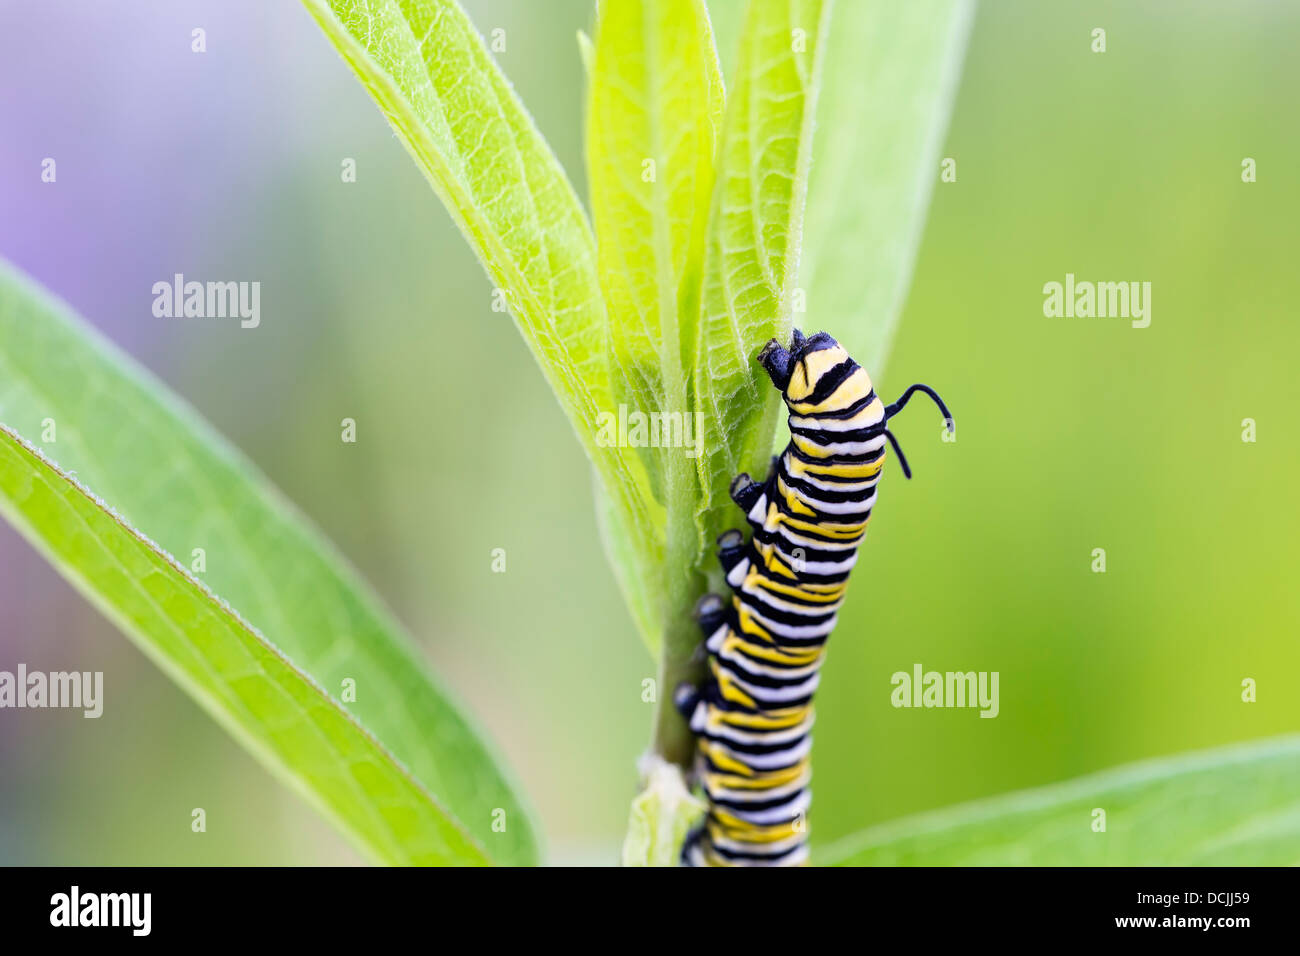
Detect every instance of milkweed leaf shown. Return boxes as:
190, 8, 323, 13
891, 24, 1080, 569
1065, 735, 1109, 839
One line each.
821, 736, 1300, 865
0, 262, 535, 865
301, 0, 665, 652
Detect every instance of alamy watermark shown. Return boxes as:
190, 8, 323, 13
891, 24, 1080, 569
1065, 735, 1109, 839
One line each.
0, 665, 102, 717
595, 405, 703, 459
891, 663, 999, 718
1043, 273, 1151, 328
152, 273, 260, 328
50, 886, 150, 936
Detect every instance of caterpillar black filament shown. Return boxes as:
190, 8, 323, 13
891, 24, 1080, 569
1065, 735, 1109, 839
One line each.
675, 329, 953, 867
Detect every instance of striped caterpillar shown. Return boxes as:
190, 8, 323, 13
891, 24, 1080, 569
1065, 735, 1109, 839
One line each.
675, 329, 953, 866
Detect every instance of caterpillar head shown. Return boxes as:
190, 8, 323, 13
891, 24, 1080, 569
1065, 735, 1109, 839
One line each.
759, 330, 955, 480
757, 329, 873, 412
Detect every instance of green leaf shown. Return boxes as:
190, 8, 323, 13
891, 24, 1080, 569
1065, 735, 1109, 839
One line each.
0, 426, 488, 866
692, 0, 834, 566
0, 262, 535, 865
820, 735, 1300, 865
593, 480, 660, 648
620, 756, 704, 866
586, 0, 724, 657
587, 0, 723, 499
800, 0, 975, 382
301, 0, 663, 650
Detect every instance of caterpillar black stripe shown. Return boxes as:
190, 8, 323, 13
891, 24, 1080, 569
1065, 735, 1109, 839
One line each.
675, 329, 953, 867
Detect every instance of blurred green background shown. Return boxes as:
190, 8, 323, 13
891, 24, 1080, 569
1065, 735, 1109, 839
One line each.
0, 0, 1296, 864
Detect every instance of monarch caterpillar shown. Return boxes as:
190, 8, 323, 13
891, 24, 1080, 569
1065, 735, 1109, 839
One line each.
675, 329, 953, 867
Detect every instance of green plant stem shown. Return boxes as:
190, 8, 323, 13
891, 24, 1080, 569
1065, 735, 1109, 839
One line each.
652, 334, 789, 769
652, 450, 708, 768
651, 601, 703, 768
